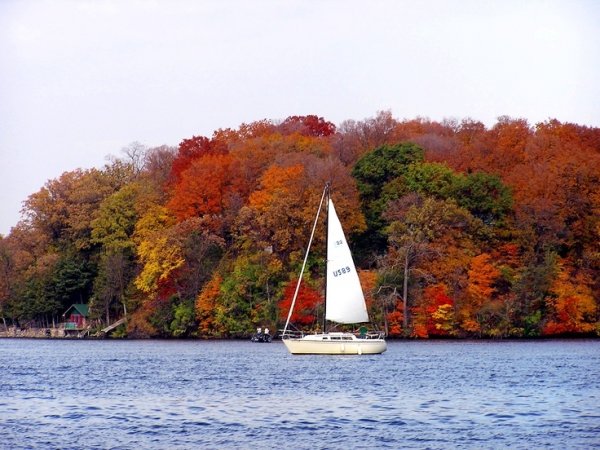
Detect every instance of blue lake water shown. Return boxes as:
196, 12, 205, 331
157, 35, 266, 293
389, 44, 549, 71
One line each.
1, 339, 599, 449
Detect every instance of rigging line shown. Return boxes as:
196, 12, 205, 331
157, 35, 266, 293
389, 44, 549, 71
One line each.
282, 184, 328, 336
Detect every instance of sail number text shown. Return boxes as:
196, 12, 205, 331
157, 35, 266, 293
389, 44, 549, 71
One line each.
332, 266, 352, 277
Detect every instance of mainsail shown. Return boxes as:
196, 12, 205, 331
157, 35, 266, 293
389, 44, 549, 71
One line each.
325, 199, 369, 324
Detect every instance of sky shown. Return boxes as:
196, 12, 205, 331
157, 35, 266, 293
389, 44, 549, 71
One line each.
1, 0, 599, 236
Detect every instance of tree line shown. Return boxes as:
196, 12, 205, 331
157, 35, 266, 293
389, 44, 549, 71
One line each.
0, 112, 598, 338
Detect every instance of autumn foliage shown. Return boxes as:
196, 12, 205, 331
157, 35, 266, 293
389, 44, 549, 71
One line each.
412, 284, 455, 338
1, 113, 598, 339
278, 282, 322, 327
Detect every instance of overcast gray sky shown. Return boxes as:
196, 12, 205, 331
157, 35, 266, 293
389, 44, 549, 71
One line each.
1, 0, 599, 235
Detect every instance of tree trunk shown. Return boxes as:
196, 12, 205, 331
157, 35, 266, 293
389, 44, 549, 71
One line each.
403, 252, 409, 330
383, 299, 389, 336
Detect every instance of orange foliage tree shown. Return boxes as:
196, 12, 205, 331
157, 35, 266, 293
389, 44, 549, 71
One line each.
239, 160, 364, 265
543, 261, 597, 335
460, 253, 501, 334
467, 253, 500, 304
196, 273, 225, 337
358, 269, 378, 313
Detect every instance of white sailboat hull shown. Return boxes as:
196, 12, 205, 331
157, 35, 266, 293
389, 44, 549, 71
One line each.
283, 333, 387, 355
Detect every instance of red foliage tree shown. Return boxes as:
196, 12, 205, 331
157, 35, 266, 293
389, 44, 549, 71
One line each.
278, 282, 321, 327
386, 304, 405, 337
278, 115, 336, 137
412, 284, 455, 338
169, 135, 228, 184
166, 153, 243, 232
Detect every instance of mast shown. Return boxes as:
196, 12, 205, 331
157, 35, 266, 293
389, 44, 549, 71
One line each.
282, 184, 328, 336
323, 182, 330, 333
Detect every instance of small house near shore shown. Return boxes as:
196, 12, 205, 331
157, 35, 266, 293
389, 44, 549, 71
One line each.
63, 304, 89, 335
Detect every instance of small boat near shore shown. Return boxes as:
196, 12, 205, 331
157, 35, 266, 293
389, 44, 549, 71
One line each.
251, 329, 272, 343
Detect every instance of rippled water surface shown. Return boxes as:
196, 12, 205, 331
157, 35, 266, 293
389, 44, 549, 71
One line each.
1, 339, 599, 449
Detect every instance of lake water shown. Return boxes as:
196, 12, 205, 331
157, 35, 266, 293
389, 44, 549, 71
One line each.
1, 339, 599, 449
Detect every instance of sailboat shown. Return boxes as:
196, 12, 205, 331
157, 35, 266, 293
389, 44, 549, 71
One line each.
281, 184, 387, 355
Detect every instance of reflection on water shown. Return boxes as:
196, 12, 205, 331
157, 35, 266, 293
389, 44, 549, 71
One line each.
1, 339, 599, 449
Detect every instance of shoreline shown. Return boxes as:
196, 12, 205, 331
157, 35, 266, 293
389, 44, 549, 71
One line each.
1, 327, 598, 341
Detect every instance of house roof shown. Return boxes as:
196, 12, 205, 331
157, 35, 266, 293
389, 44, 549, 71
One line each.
63, 303, 89, 317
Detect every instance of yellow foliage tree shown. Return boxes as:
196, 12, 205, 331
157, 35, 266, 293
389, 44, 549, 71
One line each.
133, 206, 183, 293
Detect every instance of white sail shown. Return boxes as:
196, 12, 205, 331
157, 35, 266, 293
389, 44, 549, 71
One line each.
325, 199, 369, 324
